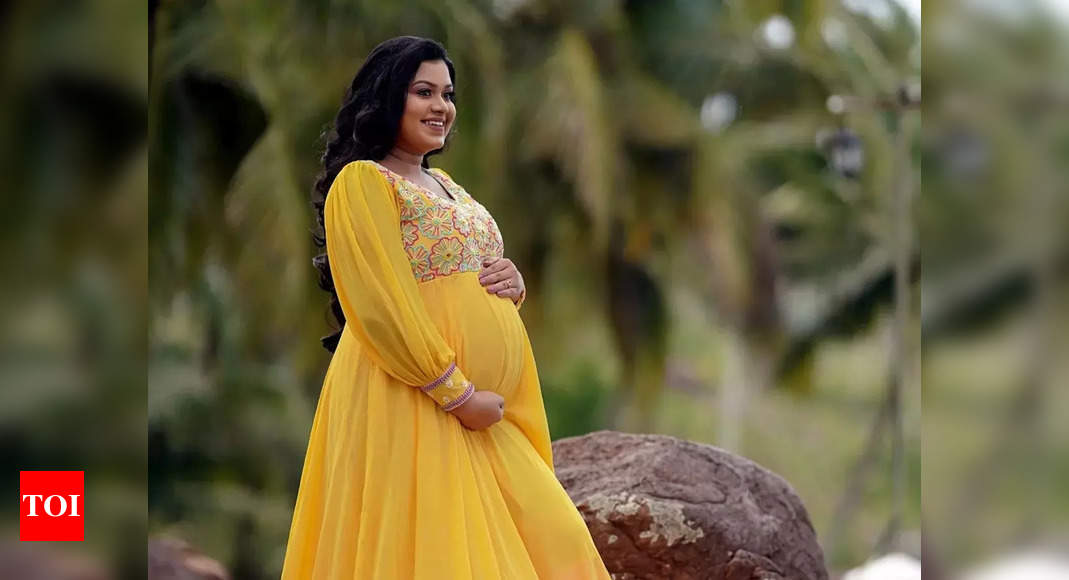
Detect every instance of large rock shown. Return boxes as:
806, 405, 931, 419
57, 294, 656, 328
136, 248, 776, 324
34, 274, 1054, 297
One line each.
553, 431, 828, 580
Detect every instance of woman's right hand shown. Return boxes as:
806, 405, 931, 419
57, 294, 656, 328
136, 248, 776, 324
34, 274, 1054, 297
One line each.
449, 390, 504, 430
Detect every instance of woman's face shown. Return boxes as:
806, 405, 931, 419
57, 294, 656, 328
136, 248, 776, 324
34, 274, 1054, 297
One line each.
395, 59, 456, 157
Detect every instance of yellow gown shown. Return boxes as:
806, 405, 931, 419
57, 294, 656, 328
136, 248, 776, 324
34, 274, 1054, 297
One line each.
281, 160, 611, 579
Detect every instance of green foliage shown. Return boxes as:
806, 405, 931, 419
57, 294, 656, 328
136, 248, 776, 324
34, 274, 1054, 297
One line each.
541, 362, 614, 440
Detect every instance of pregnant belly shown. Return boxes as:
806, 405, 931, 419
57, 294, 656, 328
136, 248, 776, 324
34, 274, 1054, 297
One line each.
419, 272, 527, 399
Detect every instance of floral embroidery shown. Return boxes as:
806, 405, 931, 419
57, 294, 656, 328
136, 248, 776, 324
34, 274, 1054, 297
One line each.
422, 361, 457, 391
430, 238, 464, 275
453, 211, 472, 236
421, 362, 476, 410
399, 192, 427, 220
409, 246, 430, 279
463, 237, 482, 263
369, 161, 506, 283
487, 218, 505, 255
441, 382, 475, 411
401, 222, 419, 247
420, 207, 455, 239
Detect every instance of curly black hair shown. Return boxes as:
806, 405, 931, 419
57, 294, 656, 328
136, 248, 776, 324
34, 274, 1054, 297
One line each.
312, 36, 456, 352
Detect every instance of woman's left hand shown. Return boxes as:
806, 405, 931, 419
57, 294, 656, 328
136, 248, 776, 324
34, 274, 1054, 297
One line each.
479, 257, 525, 303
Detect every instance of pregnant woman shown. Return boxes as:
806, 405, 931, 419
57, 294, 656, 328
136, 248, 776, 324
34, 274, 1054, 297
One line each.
280, 36, 611, 579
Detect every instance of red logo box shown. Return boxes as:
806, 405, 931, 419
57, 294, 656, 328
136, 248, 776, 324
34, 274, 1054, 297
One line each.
20, 471, 84, 541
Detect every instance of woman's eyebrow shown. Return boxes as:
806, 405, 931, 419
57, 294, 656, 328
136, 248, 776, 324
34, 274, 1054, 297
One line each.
411, 80, 454, 89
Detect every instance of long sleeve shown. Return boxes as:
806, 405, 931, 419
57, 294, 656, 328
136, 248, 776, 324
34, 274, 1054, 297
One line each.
324, 160, 474, 411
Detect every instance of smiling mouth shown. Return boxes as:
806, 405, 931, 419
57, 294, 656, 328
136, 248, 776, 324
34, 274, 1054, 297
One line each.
422, 120, 446, 129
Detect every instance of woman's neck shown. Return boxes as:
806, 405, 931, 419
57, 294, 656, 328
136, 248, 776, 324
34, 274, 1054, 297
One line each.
383, 148, 425, 180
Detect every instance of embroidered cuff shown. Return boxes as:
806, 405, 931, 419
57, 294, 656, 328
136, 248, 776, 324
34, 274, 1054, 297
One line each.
422, 362, 475, 410
513, 287, 526, 311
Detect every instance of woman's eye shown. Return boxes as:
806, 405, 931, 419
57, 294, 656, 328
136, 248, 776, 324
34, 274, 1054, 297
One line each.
417, 89, 432, 97
445, 92, 456, 101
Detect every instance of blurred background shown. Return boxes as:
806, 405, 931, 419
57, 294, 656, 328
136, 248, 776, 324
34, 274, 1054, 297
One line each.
0, 1, 147, 578
145, 0, 923, 576
921, 0, 1069, 574
1, 0, 1067, 578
